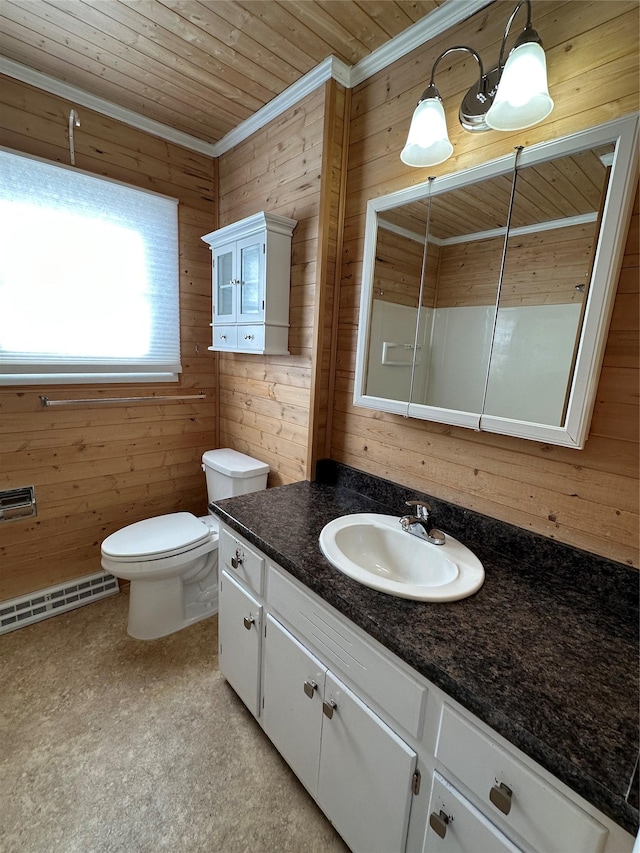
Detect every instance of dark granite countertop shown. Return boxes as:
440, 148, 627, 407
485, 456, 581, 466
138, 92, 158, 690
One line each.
211, 467, 639, 835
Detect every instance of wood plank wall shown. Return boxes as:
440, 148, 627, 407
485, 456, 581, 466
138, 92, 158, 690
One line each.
333, 0, 640, 567
374, 228, 427, 308
217, 80, 349, 484
0, 0, 637, 601
0, 76, 217, 600
437, 223, 594, 308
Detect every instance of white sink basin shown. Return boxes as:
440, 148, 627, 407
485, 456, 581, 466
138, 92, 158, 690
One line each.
319, 513, 485, 602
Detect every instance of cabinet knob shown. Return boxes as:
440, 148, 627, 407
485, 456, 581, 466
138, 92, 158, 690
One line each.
322, 699, 337, 719
429, 810, 450, 839
243, 615, 255, 630
231, 549, 243, 569
490, 781, 513, 815
219, 333, 227, 341
303, 679, 318, 699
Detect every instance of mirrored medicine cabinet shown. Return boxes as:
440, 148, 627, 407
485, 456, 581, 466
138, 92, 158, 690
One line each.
354, 115, 638, 448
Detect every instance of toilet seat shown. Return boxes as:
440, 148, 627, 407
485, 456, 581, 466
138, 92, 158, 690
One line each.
102, 512, 216, 563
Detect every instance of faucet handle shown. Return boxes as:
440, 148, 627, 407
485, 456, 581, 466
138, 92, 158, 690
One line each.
405, 500, 431, 520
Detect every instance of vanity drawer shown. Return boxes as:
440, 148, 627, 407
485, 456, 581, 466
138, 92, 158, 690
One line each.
267, 565, 427, 739
425, 772, 522, 852
220, 528, 264, 595
435, 705, 608, 853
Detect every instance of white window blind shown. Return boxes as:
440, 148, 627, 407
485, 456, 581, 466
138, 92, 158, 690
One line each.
0, 148, 181, 384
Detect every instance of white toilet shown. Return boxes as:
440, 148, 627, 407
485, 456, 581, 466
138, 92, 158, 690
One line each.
101, 448, 269, 640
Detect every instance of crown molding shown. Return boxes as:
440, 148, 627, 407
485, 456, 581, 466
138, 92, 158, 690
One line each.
211, 55, 351, 156
349, 0, 493, 87
0, 0, 492, 158
0, 56, 219, 157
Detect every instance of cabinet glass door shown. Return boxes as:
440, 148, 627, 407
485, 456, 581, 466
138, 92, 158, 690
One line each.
238, 237, 262, 321
214, 245, 235, 321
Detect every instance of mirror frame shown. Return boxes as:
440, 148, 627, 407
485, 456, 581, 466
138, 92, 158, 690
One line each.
354, 114, 639, 448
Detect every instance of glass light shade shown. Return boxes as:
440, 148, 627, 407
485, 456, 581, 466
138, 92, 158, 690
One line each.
400, 97, 453, 167
485, 41, 554, 131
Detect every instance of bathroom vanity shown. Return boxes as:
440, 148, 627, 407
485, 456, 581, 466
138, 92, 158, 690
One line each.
211, 465, 638, 853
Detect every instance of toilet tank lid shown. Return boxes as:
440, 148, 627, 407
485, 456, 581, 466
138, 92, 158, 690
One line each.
202, 448, 269, 478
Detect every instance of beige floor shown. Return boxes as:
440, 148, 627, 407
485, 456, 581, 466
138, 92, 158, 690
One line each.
0, 588, 349, 853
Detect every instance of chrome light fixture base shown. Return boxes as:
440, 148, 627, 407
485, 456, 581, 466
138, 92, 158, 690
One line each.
458, 66, 501, 132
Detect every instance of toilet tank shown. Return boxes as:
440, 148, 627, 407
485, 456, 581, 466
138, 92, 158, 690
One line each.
202, 448, 269, 502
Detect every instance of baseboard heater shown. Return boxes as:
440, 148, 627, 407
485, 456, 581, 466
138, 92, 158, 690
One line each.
0, 571, 119, 635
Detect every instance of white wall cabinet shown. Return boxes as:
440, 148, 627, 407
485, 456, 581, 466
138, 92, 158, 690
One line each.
216, 523, 634, 853
202, 211, 297, 354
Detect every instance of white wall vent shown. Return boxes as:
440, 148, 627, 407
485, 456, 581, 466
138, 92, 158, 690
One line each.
0, 571, 119, 634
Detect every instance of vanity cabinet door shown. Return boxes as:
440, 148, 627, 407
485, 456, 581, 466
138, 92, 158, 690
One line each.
262, 615, 326, 798
424, 773, 522, 853
261, 612, 418, 853
218, 569, 263, 718
318, 670, 418, 853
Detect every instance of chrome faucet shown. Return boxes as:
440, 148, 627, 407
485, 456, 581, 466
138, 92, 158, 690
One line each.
399, 500, 446, 545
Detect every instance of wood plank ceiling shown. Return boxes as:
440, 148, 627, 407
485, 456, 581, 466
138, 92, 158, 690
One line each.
0, 0, 445, 144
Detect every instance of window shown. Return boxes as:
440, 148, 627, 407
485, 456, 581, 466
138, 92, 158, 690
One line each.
0, 148, 180, 384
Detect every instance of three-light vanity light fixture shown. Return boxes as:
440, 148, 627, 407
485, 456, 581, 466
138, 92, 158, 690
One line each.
401, 0, 554, 167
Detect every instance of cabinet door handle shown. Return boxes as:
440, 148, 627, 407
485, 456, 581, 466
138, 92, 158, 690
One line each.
322, 699, 337, 719
490, 781, 513, 815
429, 810, 450, 839
231, 550, 243, 569
244, 334, 255, 341
243, 615, 255, 630
303, 680, 317, 699
219, 333, 227, 341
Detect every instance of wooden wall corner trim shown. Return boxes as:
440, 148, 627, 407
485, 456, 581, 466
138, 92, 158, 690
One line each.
306, 79, 351, 478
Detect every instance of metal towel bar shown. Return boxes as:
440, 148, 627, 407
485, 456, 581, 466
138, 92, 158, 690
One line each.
40, 393, 206, 407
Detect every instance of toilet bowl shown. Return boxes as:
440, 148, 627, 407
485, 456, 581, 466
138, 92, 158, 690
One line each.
101, 449, 269, 640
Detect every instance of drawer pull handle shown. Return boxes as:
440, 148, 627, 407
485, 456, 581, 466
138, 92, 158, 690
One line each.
244, 334, 255, 341
322, 699, 337, 719
243, 615, 255, 630
231, 549, 243, 569
429, 810, 450, 839
490, 781, 513, 815
303, 680, 317, 699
